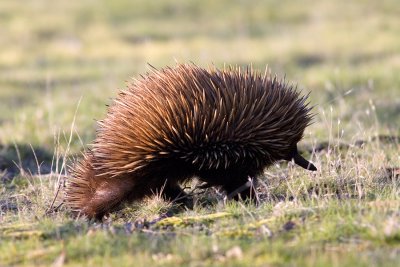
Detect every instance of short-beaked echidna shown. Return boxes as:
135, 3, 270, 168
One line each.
66, 64, 317, 219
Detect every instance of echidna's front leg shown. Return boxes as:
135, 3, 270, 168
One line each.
161, 183, 193, 209
223, 177, 258, 202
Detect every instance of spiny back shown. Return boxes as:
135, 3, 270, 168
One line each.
91, 64, 313, 177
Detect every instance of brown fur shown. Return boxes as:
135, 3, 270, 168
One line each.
65, 64, 316, 219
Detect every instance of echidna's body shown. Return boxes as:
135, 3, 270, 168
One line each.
66, 64, 316, 219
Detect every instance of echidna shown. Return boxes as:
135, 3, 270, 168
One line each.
66, 64, 316, 219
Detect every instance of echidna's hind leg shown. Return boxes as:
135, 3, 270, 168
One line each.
223, 176, 258, 202
67, 176, 138, 219
66, 152, 137, 219
89, 176, 138, 219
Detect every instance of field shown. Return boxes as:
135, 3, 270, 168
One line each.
0, 0, 399, 266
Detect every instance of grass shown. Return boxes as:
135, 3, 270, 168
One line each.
0, 0, 399, 266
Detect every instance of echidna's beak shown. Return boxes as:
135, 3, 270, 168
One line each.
288, 146, 317, 171
292, 151, 317, 171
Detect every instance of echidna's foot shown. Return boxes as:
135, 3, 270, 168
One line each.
197, 182, 214, 189
224, 177, 258, 203
161, 183, 194, 209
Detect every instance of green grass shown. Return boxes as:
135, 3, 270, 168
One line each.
0, 0, 399, 266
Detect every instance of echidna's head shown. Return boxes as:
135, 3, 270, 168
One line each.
284, 145, 317, 171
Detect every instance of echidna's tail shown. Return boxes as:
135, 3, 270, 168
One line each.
65, 151, 136, 219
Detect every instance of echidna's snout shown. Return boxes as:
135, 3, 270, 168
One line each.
287, 146, 317, 171
292, 152, 317, 171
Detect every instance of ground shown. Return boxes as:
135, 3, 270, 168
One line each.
0, 0, 399, 266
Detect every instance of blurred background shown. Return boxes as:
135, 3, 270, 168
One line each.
0, 0, 399, 165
